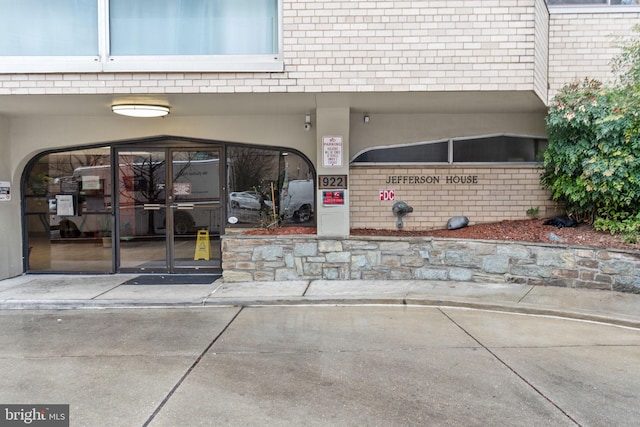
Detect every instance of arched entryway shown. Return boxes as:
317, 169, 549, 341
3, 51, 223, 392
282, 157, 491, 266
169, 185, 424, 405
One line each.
22, 136, 315, 274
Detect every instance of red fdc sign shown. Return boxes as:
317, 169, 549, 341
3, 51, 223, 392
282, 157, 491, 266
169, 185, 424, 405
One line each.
323, 190, 344, 205
379, 190, 395, 201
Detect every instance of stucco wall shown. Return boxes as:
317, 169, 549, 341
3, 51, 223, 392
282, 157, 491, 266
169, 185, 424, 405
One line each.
0, 117, 24, 279
349, 165, 561, 231
348, 112, 547, 159
9, 114, 316, 178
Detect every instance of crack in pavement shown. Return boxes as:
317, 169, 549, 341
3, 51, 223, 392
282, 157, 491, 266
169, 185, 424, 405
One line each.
438, 308, 583, 427
143, 306, 245, 426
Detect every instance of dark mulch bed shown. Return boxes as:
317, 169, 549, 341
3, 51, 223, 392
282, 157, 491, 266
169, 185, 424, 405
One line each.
245, 220, 639, 251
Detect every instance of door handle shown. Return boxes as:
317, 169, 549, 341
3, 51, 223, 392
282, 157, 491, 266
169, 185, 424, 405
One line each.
143, 204, 161, 210
175, 203, 195, 210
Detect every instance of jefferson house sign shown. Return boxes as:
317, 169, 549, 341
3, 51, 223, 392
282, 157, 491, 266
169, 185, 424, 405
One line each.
385, 175, 479, 185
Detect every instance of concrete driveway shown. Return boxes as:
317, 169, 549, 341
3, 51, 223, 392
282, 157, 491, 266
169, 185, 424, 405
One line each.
0, 306, 638, 426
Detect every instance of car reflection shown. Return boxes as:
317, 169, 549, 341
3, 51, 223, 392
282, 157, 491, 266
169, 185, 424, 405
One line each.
229, 191, 272, 210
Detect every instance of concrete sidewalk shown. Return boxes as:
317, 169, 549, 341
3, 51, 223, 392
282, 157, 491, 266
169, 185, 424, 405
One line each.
0, 274, 638, 328
3, 304, 639, 425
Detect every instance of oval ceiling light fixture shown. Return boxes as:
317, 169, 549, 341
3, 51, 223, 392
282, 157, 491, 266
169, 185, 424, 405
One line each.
112, 104, 170, 118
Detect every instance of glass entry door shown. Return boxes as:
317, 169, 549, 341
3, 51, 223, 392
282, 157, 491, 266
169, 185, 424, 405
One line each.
116, 147, 221, 273
170, 149, 221, 271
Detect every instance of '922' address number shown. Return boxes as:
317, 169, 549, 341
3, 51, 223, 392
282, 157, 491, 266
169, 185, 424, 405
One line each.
318, 175, 348, 189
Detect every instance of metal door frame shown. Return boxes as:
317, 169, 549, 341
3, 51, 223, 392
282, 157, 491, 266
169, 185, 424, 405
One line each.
114, 143, 223, 274
167, 147, 222, 273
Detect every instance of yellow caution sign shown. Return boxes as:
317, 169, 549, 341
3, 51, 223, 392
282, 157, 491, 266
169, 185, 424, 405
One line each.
194, 230, 210, 261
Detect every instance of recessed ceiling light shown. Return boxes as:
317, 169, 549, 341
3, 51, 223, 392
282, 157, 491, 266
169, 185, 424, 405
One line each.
112, 104, 170, 118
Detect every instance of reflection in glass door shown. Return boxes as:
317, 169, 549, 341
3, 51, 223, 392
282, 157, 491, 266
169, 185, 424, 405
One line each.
170, 149, 221, 271
116, 148, 221, 273
117, 150, 168, 272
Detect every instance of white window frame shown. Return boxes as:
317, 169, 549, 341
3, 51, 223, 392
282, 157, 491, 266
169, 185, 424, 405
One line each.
549, 6, 640, 13
547, 0, 640, 13
548, 0, 636, 4
0, 0, 284, 73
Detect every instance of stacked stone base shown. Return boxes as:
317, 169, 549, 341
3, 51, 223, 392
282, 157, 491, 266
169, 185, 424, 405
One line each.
222, 234, 640, 293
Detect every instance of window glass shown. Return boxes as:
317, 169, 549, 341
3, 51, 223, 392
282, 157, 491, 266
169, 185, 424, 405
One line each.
351, 136, 547, 164
547, 0, 606, 4
226, 146, 315, 226
24, 147, 112, 272
352, 141, 449, 163
0, 0, 98, 56
110, 0, 278, 55
454, 136, 547, 163
547, 0, 638, 4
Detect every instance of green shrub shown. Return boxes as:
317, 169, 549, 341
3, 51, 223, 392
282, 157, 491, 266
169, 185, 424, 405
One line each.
542, 28, 640, 236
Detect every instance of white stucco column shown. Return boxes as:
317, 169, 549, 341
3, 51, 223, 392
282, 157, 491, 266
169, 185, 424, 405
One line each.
315, 107, 350, 237
0, 116, 24, 279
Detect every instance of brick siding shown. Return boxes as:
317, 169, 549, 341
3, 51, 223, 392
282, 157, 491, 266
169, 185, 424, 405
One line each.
548, 11, 640, 99
0, 0, 545, 95
349, 165, 560, 230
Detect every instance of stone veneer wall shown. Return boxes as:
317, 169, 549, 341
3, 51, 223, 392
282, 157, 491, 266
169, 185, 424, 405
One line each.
222, 234, 640, 294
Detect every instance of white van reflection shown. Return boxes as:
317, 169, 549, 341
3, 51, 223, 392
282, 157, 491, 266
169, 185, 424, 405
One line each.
280, 179, 314, 223
49, 158, 220, 239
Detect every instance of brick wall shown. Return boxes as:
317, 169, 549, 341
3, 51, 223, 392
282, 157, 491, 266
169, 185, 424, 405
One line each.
284, 0, 543, 92
0, 0, 544, 95
349, 165, 560, 230
4, 3, 638, 102
548, 11, 640, 99
533, 0, 549, 101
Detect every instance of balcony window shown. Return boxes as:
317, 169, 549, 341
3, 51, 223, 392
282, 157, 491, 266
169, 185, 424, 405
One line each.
110, 0, 278, 56
0, 0, 282, 73
0, 0, 98, 56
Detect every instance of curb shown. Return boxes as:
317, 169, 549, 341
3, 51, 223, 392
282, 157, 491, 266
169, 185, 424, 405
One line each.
2, 297, 638, 329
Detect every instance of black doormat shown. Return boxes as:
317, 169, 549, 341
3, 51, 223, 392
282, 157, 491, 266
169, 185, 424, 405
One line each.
122, 274, 221, 285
